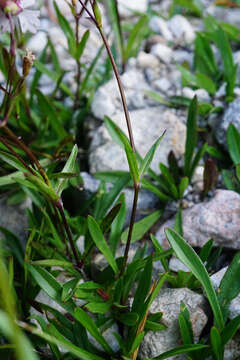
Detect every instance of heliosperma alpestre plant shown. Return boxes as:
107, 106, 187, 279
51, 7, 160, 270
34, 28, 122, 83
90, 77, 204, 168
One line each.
1, 1, 240, 360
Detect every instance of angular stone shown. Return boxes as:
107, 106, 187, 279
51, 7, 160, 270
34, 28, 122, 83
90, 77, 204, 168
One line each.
118, 0, 148, 17
168, 15, 195, 44
151, 43, 173, 64
149, 17, 173, 41
138, 288, 207, 359
91, 69, 152, 120
89, 107, 186, 174
0, 197, 29, 246
156, 190, 240, 250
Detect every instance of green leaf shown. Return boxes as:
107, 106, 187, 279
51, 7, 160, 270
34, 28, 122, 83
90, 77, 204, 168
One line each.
121, 210, 162, 244
129, 331, 145, 354
74, 307, 113, 354
34, 60, 73, 98
184, 96, 198, 177
85, 301, 111, 314
139, 132, 165, 179
54, 1, 75, 56
0, 150, 32, 173
196, 72, 216, 94
104, 116, 139, 184
141, 178, 171, 202
218, 252, 240, 309
178, 177, 189, 199
88, 216, 118, 274
214, 26, 236, 98
124, 15, 148, 61
31, 259, 73, 268
55, 144, 78, 196
131, 256, 152, 315
210, 327, 223, 360
150, 234, 169, 271
117, 312, 139, 326
109, 193, 126, 255
35, 89, 67, 138
165, 228, 224, 331
146, 344, 209, 360
28, 265, 75, 315
0, 311, 39, 360
145, 320, 166, 331
105, 0, 124, 62
20, 320, 105, 360
179, 302, 194, 345
62, 278, 80, 302
76, 30, 90, 60
25, 174, 59, 202
0, 158, 51, 187
221, 315, 240, 346
159, 163, 178, 199
177, 65, 197, 88
227, 124, 240, 165
100, 203, 122, 235
199, 238, 213, 263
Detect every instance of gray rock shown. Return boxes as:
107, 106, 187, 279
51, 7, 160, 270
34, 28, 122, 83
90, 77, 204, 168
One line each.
167, 15, 195, 44
0, 197, 29, 245
215, 98, 240, 148
27, 31, 48, 54
173, 50, 193, 67
89, 107, 186, 174
182, 87, 211, 103
149, 17, 173, 42
137, 51, 159, 69
169, 257, 190, 273
138, 288, 208, 359
156, 190, 240, 250
91, 69, 152, 120
151, 43, 173, 64
118, 0, 148, 17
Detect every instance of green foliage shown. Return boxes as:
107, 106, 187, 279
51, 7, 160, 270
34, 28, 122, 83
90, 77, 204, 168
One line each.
0, 1, 240, 359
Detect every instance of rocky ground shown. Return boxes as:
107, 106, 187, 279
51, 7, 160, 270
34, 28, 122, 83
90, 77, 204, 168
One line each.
2, 0, 240, 358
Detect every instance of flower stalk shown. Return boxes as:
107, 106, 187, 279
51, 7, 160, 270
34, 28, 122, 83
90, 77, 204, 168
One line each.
79, 0, 139, 276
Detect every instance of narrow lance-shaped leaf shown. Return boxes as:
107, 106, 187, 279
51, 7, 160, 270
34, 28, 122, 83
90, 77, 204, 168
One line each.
139, 131, 165, 179
104, 116, 139, 184
165, 228, 224, 331
74, 307, 113, 354
121, 210, 162, 244
56, 144, 78, 196
88, 216, 118, 274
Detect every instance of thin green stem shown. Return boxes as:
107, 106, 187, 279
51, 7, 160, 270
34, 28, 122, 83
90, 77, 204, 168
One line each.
120, 185, 139, 276
79, 0, 139, 277
0, 136, 36, 176
56, 200, 81, 269
2, 126, 49, 185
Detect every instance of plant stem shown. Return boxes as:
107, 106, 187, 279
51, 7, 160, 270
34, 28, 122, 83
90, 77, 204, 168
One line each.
74, 14, 81, 110
0, 136, 36, 176
2, 126, 49, 185
52, 203, 71, 259
56, 200, 81, 269
120, 185, 139, 276
97, 26, 136, 153
79, 0, 139, 276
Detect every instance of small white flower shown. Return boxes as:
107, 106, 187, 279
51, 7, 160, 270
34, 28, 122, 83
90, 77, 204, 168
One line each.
0, 0, 40, 34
